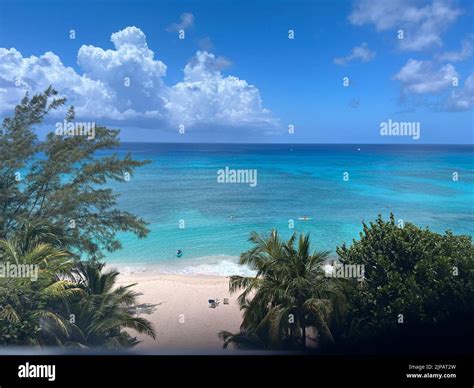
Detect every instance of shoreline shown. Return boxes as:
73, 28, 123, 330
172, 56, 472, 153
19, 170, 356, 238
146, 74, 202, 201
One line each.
115, 270, 243, 352
106, 256, 256, 278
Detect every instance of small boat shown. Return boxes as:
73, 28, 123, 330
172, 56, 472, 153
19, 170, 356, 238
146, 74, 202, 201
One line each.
298, 215, 312, 221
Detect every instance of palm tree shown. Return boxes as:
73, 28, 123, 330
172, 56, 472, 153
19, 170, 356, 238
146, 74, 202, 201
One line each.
0, 222, 156, 348
0, 222, 83, 345
220, 230, 346, 350
66, 261, 156, 347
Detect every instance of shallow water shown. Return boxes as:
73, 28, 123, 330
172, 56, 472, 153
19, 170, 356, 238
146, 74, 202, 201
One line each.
102, 143, 474, 275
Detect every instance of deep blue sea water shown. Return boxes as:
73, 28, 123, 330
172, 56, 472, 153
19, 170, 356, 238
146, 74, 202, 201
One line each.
102, 143, 473, 275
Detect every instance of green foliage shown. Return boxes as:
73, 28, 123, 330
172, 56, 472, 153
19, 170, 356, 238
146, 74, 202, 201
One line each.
0, 221, 76, 345
224, 216, 474, 352
0, 88, 155, 348
221, 230, 346, 350
336, 213, 474, 344
0, 87, 150, 260
64, 261, 156, 347
0, 222, 155, 347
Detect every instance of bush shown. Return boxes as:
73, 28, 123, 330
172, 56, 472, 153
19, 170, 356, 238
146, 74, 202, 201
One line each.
336, 214, 474, 353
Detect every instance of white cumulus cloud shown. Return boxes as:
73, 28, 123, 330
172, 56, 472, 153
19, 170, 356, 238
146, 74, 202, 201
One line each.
394, 59, 473, 111
333, 42, 376, 65
437, 35, 474, 62
0, 47, 116, 119
77, 26, 168, 117
446, 72, 474, 111
349, 0, 462, 51
0, 26, 278, 132
166, 51, 277, 129
166, 13, 195, 32
394, 59, 458, 94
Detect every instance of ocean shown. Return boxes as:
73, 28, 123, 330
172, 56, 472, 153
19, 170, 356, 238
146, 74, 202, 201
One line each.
102, 143, 474, 276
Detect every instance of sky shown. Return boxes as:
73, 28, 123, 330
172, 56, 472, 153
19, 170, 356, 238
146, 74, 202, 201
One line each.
0, 0, 473, 143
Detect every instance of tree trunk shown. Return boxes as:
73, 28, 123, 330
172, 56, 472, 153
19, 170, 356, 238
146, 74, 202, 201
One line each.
301, 317, 306, 350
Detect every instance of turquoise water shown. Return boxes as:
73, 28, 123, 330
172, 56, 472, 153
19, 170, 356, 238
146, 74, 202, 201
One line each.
103, 144, 474, 275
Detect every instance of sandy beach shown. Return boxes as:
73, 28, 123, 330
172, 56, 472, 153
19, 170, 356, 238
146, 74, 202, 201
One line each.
115, 271, 243, 353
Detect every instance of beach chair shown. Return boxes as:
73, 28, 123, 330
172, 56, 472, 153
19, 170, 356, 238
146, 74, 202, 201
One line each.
208, 298, 220, 308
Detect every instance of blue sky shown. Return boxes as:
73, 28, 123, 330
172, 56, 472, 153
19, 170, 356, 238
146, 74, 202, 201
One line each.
0, 0, 473, 143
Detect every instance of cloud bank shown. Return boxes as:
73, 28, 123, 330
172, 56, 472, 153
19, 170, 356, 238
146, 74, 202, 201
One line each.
0, 26, 278, 133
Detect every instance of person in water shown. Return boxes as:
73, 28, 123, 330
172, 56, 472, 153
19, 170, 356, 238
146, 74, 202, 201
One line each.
176, 249, 182, 257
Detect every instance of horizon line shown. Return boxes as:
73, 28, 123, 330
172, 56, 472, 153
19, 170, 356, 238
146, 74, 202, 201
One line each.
114, 141, 474, 146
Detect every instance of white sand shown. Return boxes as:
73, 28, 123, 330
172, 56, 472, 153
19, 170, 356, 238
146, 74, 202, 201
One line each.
115, 271, 243, 353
